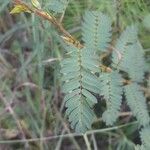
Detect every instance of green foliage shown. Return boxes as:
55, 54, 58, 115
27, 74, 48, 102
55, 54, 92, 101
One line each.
1, 0, 150, 149
82, 11, 112, 52
135, 145, 146, 150
100, 71, 123, 125
124, 83, 149, 126
112, 26, 146, 81
60, 11, 150, 149
61, 44, 100, 132
112, 25, 138, 69
140, 126, 150, 150
120, 41, 146, 82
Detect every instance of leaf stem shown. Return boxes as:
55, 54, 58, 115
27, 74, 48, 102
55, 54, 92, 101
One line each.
12, 0, 83, 48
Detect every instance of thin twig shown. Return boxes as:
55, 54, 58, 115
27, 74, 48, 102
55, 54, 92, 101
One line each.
83, 133, 92, 150
93, 111, 133, 124
0, 121, 137, 144
0, 92, 29, 149
54, 106, 81, 150
12, 0, 83, 49
91, 133, 98, 150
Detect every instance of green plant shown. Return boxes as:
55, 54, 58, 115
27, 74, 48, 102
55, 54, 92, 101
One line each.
61, 11, 150, 149
8, 0, 150, 149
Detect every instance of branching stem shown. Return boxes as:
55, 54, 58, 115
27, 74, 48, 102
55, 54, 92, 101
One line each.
12, 0, 83, 48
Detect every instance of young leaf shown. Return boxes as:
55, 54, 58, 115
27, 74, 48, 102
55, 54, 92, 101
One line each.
10, 5, 31, 14
31, 0, 41, 9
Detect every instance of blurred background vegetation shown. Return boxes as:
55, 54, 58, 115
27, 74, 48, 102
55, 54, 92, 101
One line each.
0, 0, 150, 149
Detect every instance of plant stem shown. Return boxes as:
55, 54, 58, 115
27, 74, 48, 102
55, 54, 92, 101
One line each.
12, 0, 83, 48
83, 134, 92, 150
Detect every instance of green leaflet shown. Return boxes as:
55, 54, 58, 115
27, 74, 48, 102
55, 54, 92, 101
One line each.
81, 58, 99, 68
124, 83, 150, 126
64, 89, 80, 102
82, 11, 112, 52
100, 71, 123, 125
65, 95, 81, 108
81, 72, 101, 90
81, 61, 99, 73
102, 110, 119, 126
60, 65, 80, 74
82, 81, 100, 94
82, 89, 97, 105
81, 48, 100, 73
61, 58, 78, 66
62, 78, 80, 93
61, 71, 80, 81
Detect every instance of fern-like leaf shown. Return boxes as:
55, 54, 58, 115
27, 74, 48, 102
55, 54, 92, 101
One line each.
140, 126, 150, 150
61, 44, 100, 133
100, 71, 123, 125
49, 0, 69, 13
123, 41, 146, 82
112, 25, 138, 69
82, 11, 112, 52
135, 145, 146, 150
124, 83, 150, 126
113, 39, 146, 82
